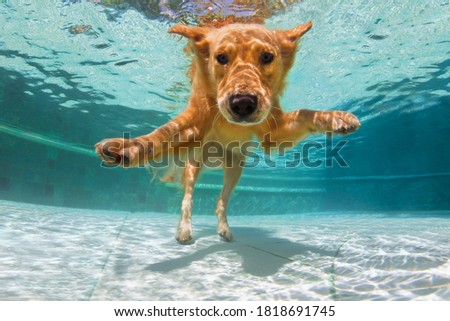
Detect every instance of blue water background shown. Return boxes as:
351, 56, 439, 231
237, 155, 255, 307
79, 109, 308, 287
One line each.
0, 0, 449, 214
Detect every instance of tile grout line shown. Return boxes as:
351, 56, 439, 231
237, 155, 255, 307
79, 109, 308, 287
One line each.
243, 244, 294, 262
329, 234, 356, 301
86, 212, 130, 301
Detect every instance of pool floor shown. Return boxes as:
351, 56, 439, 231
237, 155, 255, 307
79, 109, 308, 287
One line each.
0, 200, 449, 300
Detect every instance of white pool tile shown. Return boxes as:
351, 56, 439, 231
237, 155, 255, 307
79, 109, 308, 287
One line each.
0, 201, 449, 300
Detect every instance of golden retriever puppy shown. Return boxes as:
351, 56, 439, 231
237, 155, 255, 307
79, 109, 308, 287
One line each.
95, 21, 360, 243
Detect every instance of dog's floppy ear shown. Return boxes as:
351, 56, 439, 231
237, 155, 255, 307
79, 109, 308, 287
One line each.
169, 24, 211, 57
277, 21, 312, 57
169, 24, 209, 41
283, 21, 312, 42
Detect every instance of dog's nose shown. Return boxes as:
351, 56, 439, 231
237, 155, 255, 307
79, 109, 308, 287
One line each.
229, 94, 258, 117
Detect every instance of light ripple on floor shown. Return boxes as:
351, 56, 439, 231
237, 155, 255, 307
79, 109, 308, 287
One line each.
0, 201, 449, 300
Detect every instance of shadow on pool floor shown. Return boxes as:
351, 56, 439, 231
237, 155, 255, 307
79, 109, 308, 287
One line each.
0, 200, 449, 300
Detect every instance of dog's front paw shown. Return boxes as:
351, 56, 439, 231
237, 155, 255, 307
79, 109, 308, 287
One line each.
314, 111, 361, 135
95, 138, 147, 167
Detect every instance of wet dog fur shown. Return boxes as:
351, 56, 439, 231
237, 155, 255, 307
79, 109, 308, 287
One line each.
95, 22, 360, 243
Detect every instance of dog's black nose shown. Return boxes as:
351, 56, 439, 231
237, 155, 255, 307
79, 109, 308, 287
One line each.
229, 94, 258, 117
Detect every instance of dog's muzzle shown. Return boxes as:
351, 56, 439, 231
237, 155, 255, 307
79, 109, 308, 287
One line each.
228, 94, 258, 118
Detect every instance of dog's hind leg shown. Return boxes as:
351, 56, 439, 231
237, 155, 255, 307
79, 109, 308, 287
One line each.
176, 158, 202, 244
215, 152, 244, 241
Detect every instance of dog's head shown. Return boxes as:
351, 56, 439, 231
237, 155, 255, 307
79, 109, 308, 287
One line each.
169, 22, 312, 125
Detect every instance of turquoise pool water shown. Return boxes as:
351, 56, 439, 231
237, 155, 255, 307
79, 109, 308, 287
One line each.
0, 0, 449, 300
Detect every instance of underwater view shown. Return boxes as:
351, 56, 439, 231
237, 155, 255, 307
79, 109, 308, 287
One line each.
0, 0, 449, 300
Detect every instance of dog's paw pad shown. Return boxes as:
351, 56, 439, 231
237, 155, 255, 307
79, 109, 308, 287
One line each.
95, 138, 125, 166
331, 111, 361, 134
315, 111, 361, 135
95, 139, 145, 167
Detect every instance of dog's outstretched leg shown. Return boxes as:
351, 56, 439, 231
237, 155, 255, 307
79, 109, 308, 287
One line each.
258, 109, 361, 152
215, 151, 244, 241
176, 158, 202, 244
307, 110, 361, 135
95, 111, 205, 167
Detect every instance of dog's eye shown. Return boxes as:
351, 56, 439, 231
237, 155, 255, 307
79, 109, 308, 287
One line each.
260, 52, 274, 65
216, 53, 229, 65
